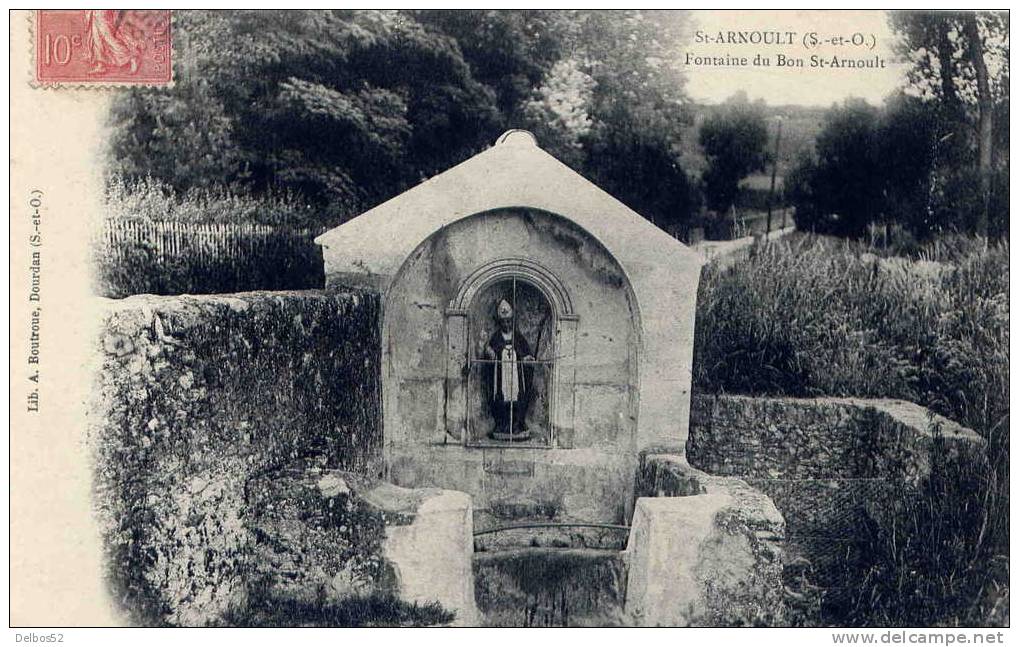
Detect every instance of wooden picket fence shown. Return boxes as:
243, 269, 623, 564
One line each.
93, 219, 327, 297
96, 220, 322, 263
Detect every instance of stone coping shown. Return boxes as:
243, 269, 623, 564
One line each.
693, 393, 984, 445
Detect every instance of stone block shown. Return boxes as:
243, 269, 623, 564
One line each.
634, 452, 707, 498
555, 426, 575, 449
390, 445, 629, 527
395, 378, 442, 443
378, 487, 479, 626
572, 383, 631, 447
624, 491, 785, 627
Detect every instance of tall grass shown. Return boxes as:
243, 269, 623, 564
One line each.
694, 233, 1009, 626
104, 175, 324, 228
694, 233, 1008, 438
96, 177, 328, 297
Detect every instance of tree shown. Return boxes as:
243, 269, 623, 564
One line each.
423, 10, 699, 230
698, 95, 769, 212
787, 100, 883, 237
414, 10, 571, 118
584, 100, 696, 231
788, 94, 965, 239
109, 10, 503, 225
574, 11, 697, 231
876, 94, 940, 237
889, 11, 1009, 236
961, 13, 994, 237
521, 58, 597, 169
107, 10, 698, 231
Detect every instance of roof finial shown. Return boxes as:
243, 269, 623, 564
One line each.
495, 129, 538, 147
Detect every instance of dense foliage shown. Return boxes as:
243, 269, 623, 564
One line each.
790, 11, 1008, 239
108, 10, 695, 231
698, 95, 769, 212
788, 95, 1008, 239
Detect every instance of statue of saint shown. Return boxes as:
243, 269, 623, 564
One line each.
479, 299, 534, 440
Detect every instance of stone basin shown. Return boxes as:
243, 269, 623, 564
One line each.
473, 547, 627, 627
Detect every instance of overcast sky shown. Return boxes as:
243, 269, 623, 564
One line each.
682, 10, 907, 107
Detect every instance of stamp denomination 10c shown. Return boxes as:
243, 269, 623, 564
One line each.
34, 10, 172, 86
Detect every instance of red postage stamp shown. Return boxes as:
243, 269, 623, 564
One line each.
34, 10, 172, 86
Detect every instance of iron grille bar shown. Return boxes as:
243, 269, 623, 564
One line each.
473, 522, 631, 537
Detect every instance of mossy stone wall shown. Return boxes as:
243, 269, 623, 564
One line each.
686, 393, 985, 621
90, 289, 382, 625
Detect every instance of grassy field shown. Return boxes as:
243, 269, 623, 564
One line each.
694, 233, 1009, 626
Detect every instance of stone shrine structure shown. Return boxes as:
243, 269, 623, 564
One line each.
94, 133, 983, 625
316, 130, 703, 528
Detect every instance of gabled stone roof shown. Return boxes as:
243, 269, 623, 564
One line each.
315, 129, 702, 287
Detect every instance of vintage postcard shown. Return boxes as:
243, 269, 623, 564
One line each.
8, 7, 1010, 636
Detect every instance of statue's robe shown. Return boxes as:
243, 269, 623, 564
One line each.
484, 329, 533, 435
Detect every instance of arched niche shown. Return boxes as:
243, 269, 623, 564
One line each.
383, 207, 639, 454
448, 257, 577, 318
381, 207, 641, 523
445, 258, 580, 447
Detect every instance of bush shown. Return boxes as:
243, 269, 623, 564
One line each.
693, 233, 1009, 625
225, 590, 454, 627
698, 97, 769, 211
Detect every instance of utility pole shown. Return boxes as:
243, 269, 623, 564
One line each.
766, 116, 783, 237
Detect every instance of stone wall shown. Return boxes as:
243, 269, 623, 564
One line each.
687, 395, 984, 537
688, 395, 981, 482
90, 289, 383, 625
686, 394, 985, 612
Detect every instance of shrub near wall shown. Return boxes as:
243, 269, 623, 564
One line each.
90, 289, 382, 625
